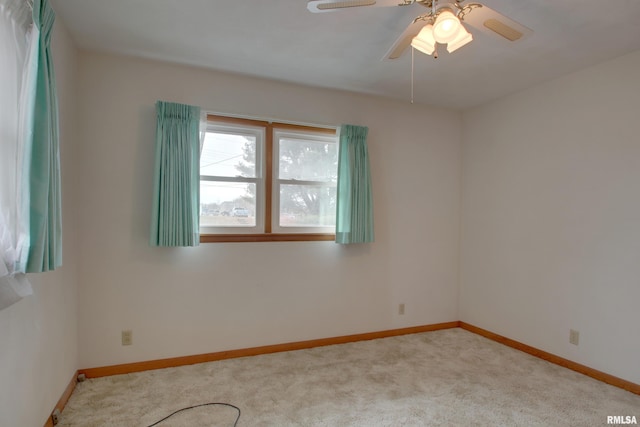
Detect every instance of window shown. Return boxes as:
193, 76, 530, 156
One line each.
200, 115, 338, 242
199, 122, 265, 234
273, 130, 338, 234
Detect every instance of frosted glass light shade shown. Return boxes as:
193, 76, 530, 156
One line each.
433, 9, 461, 43
411, 24, 436, 55
446, 25, 473, 52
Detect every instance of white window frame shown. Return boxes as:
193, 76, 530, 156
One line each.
271, 129, 338, 234
199, 122, 265, 235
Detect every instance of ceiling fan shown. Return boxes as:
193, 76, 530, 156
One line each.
307, 0, 532, 59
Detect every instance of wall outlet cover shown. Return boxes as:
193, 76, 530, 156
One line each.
122, 330, 133, 346
569, 329, 580, 346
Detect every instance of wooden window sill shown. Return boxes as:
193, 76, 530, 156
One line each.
200, 233, 335, 243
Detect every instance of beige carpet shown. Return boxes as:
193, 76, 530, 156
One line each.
59, 328, 640, 426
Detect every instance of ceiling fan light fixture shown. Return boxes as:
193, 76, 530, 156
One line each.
411, 24, 436, 55
446, 25, 473, 53
432, 9, 461, 43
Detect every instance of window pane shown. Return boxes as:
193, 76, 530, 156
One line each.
200, 181, 256, 227
200, 132, 256, 178
279, 184, 336, 227
278, 137, 337, 181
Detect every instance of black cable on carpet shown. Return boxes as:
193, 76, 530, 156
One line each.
146, 402, 241, 427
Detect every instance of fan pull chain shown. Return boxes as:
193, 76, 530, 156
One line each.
411, 46, 415, 104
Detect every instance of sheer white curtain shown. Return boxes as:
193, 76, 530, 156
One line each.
0, 0, 39, 310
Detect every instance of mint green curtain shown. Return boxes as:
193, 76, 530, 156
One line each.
26, 0, 62, 273
150, 101, 201, 246
335, 124, 374, 244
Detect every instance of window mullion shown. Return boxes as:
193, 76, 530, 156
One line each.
265, 124, 273, 233
277, 179, 335, 187
200, 175, 258, 184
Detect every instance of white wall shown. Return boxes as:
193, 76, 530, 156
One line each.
4, 17, 639, 426
0, 21, 79, 427
460, 50, 640, 384
75, 52, 462, 369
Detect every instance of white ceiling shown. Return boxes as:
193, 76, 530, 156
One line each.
51, 0, 640, 109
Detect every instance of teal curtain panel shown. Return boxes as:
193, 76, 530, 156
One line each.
26, 0, 62, 273
150, 101, 201, 246
336, 124, 374, 244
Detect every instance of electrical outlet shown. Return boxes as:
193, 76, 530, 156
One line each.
569, 329, 579, 346
399, 303, 405, 315
122, 330, 133, 346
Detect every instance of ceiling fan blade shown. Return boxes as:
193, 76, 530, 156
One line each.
461, 4, 532, 42
307, 0, 409, 13
383, 19, 425, 60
